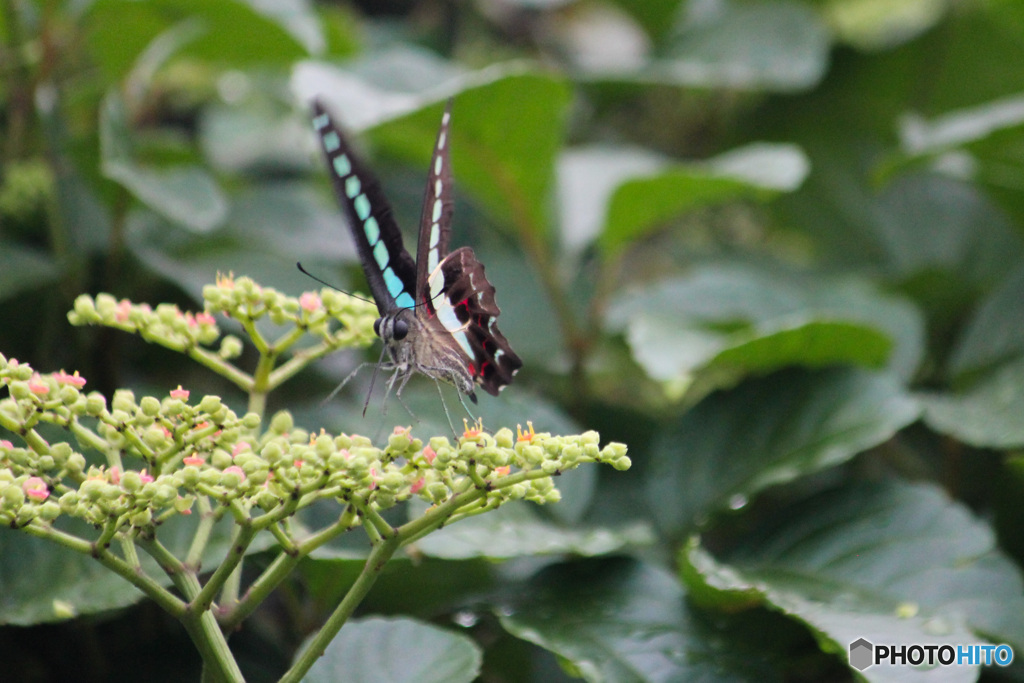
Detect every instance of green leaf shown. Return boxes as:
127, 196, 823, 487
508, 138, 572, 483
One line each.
85, 0, 311, 82
899, 92, 1024, 157
948, 265, 1024, 379
653, 0, 830, 91
824, 0, 949, 51
413, 501, 653, 561
645, 368, 920, 537
500, 557, 783, 681
100, 93, 227, 233
0, 514, 273, 625
920, 356, 1024, 448
374, 72, 571, 241
683, 480, 1024, 674
597, 143, 808, 255
302, 617, 482, 683
607, 264, 924, 398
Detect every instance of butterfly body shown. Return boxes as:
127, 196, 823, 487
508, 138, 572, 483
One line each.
312, 99, 521, 404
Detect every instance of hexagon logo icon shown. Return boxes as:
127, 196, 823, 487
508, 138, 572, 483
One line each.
849, 638, 874, 671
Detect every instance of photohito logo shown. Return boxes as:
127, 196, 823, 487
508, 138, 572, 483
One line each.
849, 639, 1014, 671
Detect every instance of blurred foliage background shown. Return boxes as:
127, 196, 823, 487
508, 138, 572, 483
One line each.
4, 0, 1024, 681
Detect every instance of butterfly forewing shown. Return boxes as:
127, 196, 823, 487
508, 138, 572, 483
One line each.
311, 100, 416, 315
415, 101, 455, 302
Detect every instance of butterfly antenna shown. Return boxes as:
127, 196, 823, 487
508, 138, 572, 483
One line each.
433, 381, 461, 437
296, 261, 377, 307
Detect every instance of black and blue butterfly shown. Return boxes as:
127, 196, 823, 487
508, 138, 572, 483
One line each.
311, 99, 522, 409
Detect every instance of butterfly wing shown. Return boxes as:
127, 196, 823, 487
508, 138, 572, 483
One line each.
415, 99, 455, 304
424, 246, 523, 396
312, 99, 416, 315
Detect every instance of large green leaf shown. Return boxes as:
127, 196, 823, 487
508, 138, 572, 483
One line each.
413, 501, 652, 561
0, 513, 273, 625
85, 0, 312, 82
302, 617, 481, 683
645, 368, 920, 537
948, 265, 1024, 379
499, 557, 784, 682
683, 480, 1024, 680
653, 0, 830, 91
607, 264, 924, 399
100, 93, 228, 233
920, 355, 1024, 448
597, 143, 808, 255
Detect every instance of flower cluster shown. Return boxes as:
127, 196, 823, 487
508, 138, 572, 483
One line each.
67, 274, 379, 366
0, 355, 629, 537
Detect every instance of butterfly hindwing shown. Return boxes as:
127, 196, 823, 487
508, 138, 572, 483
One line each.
312, 99, 416, 315
425, 247, 522, 396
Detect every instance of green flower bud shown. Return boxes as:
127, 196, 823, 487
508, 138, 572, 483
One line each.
200, 469, 222, 486
66, 452, 86, 475
130, 508, 152, 526
541, 460, 560, 475
219, 335, 244, 359
270, 411, 293, 435
37, 455, 55, 471
560, 444, 581, 465
155, 303, 180, 325
3, 483, 25, 507
143, 425, 170, 448
111, 390, 136, 413
612, 456, 632, 471
247, 469, 269, 486
257, 489, 278, 510
288, 428, 309, 444
425, 482, 448, 502
95, 293, 118, 319
429, 436, 451, 453
85, 392, 106, 416
520, 445, 544, 467
59, 491, 79, 513
9, 381, 31, 400
580, 431, 600, 446
314, 434, 334, 459
241, 412, 261, 429
140, 396, 161, 417
494, 428, 514, 449
181, 466, 201, 488
198, 395, 222, 414
174, 495, 194, 513
59, 385, 80, 405
79, 479, 105, 501
210, 448, 232, 470
380, 470, 405, 491
333, 434, 353, 450
71, 295, 100, 323
50, 442, 73, 465
121, 471, 142, 493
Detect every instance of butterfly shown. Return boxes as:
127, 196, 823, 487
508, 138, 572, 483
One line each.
311, 98, 522, 413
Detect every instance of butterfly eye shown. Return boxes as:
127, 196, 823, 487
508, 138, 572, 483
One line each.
373, 318, 383, 337
393, 319, 409, 340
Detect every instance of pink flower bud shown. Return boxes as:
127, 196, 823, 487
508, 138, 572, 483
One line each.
410, 477, 425, 494
170, 386, 190, 400
54, 370, 87, 388
28, 374, 50, 395
299, 292, 321, 312
23, 477, 49, 501
183, 455, 205, 466
422, 446, 437, 464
